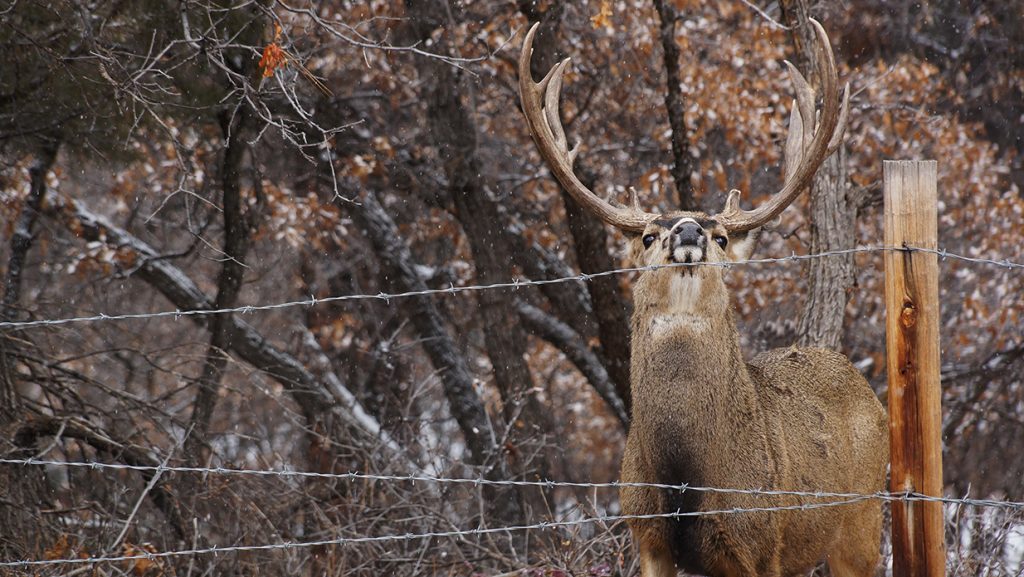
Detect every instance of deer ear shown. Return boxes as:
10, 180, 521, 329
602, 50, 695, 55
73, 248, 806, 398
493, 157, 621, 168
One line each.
726, 228, 761, 261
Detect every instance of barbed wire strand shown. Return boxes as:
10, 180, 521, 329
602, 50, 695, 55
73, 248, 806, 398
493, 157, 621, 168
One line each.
0, 245, 1019, 331
1, 458, 1021, 512
0, 495, 899, 569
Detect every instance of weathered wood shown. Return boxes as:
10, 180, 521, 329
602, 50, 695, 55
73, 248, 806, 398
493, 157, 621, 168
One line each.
883, 160, 945, 577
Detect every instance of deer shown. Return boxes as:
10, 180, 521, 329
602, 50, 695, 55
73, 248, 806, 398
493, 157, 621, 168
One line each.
518, 20, 889, 577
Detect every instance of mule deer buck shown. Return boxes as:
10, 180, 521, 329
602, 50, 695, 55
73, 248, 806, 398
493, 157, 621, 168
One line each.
518, 20, 888, 577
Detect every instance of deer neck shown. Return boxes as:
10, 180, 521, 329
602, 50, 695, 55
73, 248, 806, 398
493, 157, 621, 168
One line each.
629, 273, 757, 425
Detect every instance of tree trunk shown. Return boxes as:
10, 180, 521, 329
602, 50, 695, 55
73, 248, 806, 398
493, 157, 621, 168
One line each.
652, 0, 697, 210
516, 300, 628, 427
0, 146, 59, 560
3, 147, 57, 419
2, 145, 57, 320
795, 149, 855, 350
185, 109, 258, 464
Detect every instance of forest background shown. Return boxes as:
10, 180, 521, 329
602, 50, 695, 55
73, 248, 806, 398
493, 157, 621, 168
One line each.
1, 0, 1022, 575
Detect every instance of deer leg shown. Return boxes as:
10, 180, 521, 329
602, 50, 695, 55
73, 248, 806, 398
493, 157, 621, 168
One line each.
621, 449, 676, 577
826, 501, 883, 577
827, 554, 876, 577
638, 538, 676, 577
622, 489, 677, 577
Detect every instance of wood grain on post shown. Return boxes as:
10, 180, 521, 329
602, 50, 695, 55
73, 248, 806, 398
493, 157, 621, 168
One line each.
883, 160, 945, 577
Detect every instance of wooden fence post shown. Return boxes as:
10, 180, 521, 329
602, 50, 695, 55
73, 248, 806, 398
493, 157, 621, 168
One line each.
883, 160, 945, 577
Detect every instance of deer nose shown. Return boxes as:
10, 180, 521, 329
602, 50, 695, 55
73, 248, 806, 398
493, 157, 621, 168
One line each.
674, 222, 706, 247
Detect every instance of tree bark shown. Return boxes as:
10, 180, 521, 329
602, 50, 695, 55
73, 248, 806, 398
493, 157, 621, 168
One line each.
352, 190, 523, 521
515, 300, 628, 427
560, 183, 634, 416
405, 0, 553, 468
2, 146, 57, 420
795, 149, 855, 350
780, 0, 857, 351
502, 219, 633, 426
505, 219, 597, 341
0, 147, 60, 556
652, 0, 697, 210
353, 191, 499, 470
2, 145, 57, 320
185, 109, 259, 463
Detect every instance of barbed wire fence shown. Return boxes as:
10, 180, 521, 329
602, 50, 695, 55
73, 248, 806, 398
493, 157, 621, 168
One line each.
0, 245, 1020, 331
0, 458, 1022, 569
0, 458, 1021, 569
0, 244, 1022, 570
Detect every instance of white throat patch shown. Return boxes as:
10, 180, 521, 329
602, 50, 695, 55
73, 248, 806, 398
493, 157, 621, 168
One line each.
649, 275, 709, 336
666, 274, 702, 315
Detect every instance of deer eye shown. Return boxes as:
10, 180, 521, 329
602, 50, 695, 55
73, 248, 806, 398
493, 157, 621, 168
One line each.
713, 235, 728, 249
642, 234, 656, 249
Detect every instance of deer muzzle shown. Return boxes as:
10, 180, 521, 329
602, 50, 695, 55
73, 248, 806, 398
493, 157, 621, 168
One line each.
671, 220, 706, 266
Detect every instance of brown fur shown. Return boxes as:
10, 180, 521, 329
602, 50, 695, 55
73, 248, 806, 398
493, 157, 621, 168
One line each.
619, 212, 888, 577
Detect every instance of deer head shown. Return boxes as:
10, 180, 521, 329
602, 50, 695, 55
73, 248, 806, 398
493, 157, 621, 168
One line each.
518, 20, 848, 278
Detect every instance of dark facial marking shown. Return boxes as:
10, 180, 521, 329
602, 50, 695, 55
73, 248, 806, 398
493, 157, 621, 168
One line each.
653, 217, 718, 230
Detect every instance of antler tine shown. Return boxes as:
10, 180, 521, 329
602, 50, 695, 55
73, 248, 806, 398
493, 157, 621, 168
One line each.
719, 19, 843, 233
544, 59, 572, 161
518, 23, 654, 233
629, 186, 642, 210
784, 61, 816, 151
783, 73, 850, 187
782, 99, 804, 188
827, 83, 851, 155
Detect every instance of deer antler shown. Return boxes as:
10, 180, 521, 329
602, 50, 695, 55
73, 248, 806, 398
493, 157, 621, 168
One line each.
718, 19, 850, 233
519, 23, 656, 233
